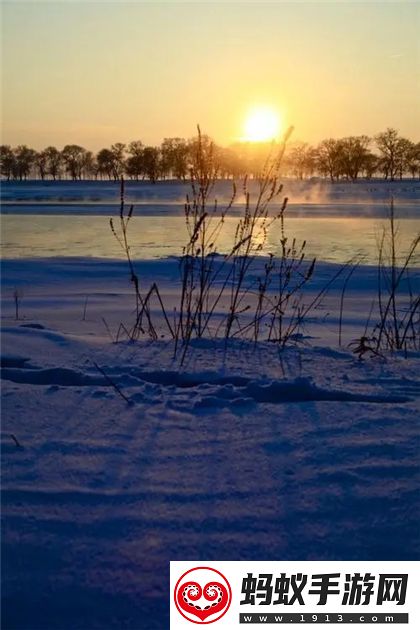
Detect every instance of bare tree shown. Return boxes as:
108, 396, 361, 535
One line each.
35, 150, 48, 180
375, 128, 401, 180
160, 137, 189, 180
395, 138, 413, 180
125, 140, 144, 180
316, 138, 343, 181
111, 143, 126, 179
43, 146, 62, 180
218, 146, 244, 179
81, 151, 96, 179
339, 136, 372, 181
287, 142, 318, 179
406, 141, 420, 179
0, 145, 16, 180
61, 145, 88, 180
97, 148, 116, 179
142, 146, 160, 183
13, 145, 36, 180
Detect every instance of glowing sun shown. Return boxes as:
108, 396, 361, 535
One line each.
243, 106, 281, 142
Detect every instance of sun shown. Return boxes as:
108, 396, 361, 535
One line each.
243, 106, 281, 142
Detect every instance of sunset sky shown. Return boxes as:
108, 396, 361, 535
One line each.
1, 0, 419, 150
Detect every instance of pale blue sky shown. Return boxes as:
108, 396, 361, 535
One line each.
1, 1, 419, 149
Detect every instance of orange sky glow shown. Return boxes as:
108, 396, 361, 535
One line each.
1, 1, 419, 150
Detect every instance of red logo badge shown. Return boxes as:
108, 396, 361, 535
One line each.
174, 566, 232, 624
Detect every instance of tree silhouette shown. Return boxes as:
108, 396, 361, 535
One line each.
81, 151, 96, 179
1, 129, 419, 181
316, 139, 342, 181
160, 137, 189, 180
44, 146, 62, 180
406, 141, 420, 179
35, 150, 48, 180
97, 148, 116, 180
288, 142, 318, 179
338, 136, 371, 181
0, 145, 16, 180
13, 145, 36, 180
125, 140, 144, 180
142, 146, 160, 183
61, 145, 88, 180
375, 128, 401, 180
394, 138, 413, 180
110, 143, 126, 179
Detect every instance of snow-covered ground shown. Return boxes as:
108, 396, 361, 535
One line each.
1, 181, 420, 629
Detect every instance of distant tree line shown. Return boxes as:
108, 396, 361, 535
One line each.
1, 128, 419, 182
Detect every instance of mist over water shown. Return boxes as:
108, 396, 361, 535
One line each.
1, 180, 419, 264
2, 179, 420, 207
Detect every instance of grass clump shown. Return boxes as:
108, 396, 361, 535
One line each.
373, 199, 419, 352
